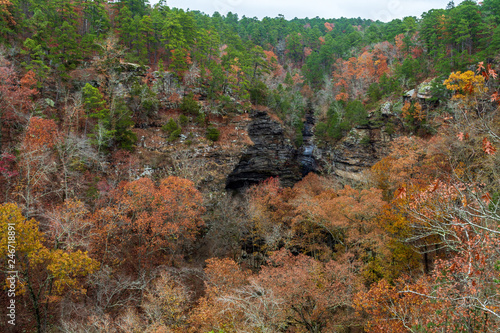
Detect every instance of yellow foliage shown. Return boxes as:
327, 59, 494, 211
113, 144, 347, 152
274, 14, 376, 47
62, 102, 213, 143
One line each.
45, 249, 99, 294
402, 101, 425, 121
0, 203, 99, 296
444, 70, 486, 100
0, 202, 44, 258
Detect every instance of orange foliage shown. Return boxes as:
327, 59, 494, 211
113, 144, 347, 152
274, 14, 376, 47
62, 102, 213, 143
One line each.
482, 137, 497, 155
263, 50, 278, 63
292, 72, 304, 85
394, 33, 405, 58
371, 136, 448, 200
355, 277, 440, 332
402, 101, 425, 121
357, 203, 500, 332
332, 43, 393, 100
168, 92, 181, 104
335, 91, 349, 102
191, 250, 362, 332
189, 257, 250, 332
293, 175, 385, 257
22, 117, 60, 151
301, 84, 314, 98
324, 22, 334, 32
91, 176, 205, 269
254, 249, 362, 331
0, 0, 15, 27
304, 46, 312, 57
0, 67, 38, 123
247, 177, 298, 252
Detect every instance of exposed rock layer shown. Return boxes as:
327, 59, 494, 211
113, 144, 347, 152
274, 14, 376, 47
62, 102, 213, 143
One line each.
226, 111, 303, 190
317, 117, 394, 182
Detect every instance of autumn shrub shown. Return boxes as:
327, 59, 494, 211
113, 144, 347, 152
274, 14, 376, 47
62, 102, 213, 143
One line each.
0, 203, 99, 332
191, 250, 363, 332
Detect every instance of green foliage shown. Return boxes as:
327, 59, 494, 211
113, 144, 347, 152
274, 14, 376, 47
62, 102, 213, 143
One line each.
83, 83, 108, 119
395, 57, 422, 88
317, 100, 369, 143
249, 80, 268, 105
206, 126, 220, 142
379, 73, 400, 96
344, 100, 369, 127
82, 85, 137, 151
295, 130, 304, 147
82, 83, 113, 150
21, 38, 50, 88
195, 112, 206, 125
219, 95, 239, 114
368, 82, 382, 103
179, 114, 189, 126
428, 76, 451, 104
384, 121, 396, 136
168, 128, 182, 142
130, 82, 159, 121
180, 93, 201, 115
315, 122, 328, 140
113, 98, 137, 151
360, 135, 371, 146
162, 118, 180, 134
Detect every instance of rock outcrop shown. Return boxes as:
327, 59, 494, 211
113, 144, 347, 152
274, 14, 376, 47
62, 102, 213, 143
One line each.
226, 110, 303, 190
317, 118, 394, 182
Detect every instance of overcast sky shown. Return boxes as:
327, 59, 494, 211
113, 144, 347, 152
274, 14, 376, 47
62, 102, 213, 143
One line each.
150, 0, 465, 21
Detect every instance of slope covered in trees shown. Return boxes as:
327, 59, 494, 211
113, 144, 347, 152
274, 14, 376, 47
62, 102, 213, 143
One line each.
0, 0, 500, 332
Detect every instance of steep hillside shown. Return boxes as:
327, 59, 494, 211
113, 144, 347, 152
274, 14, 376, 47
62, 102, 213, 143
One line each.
0, 1, 500, 332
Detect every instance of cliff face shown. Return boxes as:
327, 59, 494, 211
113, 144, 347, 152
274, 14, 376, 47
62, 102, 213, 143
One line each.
226, 111, 303, 190
317, 119, 394, 183
225, 110, 393, 190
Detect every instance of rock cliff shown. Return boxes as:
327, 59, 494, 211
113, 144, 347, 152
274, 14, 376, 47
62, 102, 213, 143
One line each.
317, 116, 395, 182
226, 110, 303, 190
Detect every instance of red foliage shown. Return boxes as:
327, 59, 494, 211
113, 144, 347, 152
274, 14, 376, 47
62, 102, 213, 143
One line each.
0, 153, 17, 178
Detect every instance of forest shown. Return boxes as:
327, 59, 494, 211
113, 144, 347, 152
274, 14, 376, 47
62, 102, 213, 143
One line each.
0, 0, 499, 332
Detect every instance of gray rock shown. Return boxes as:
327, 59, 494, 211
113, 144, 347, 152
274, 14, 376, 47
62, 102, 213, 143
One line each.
226, 111, 302, 190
